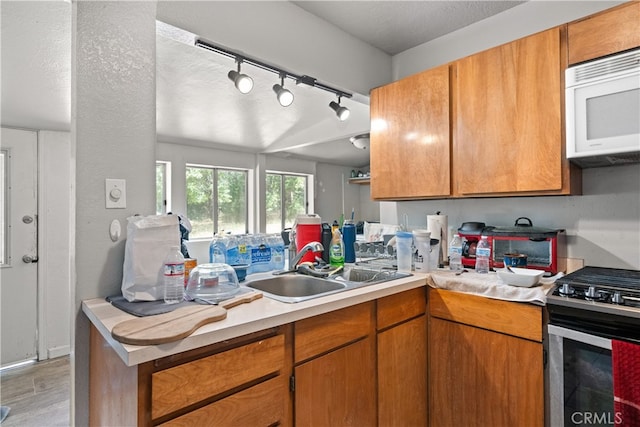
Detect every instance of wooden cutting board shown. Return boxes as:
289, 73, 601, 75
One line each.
111, 291, 262, 346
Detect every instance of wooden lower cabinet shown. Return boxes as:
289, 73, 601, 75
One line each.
293, 302, 377, 426
89, 324, 292, 427
377, 287, 428, 427
294, 337, 377, 427
428, 288, 544, 427
378, 316, 427, 426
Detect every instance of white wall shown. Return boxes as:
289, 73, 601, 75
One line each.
392, 1, 627, 79
73, 3, 157, 425
38, 130, 71, 359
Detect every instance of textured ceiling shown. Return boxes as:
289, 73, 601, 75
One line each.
293, 1, 525, 55
2, 1, 527, 168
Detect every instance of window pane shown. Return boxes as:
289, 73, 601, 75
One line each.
265, 174, 282, 233
186, 166, 214, 239
284, 175, 306, 228
156, 162, 166, 215
217, 169, 247, 234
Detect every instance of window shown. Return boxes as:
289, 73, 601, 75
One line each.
266, 172, 307, 233
156, 161, 169, 215
186, 165, 248, 238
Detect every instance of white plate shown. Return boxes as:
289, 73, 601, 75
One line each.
497, 267, 544, 287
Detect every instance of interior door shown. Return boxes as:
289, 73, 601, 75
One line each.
1, 127, 38, 366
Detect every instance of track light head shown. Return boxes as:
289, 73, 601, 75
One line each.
329, 97, 350, 121
273, 74, 294, 107
228, 59, 253, 94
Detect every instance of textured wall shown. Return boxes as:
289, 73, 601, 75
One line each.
72, 2, 157, 424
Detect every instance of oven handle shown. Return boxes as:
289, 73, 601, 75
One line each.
548, 324, 611, 350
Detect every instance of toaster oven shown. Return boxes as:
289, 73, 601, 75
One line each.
458, 218, 563, 274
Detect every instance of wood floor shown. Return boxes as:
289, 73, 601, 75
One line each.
0, 356, 70, 426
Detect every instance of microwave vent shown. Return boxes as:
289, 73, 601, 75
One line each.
569, 49, 640, 85
570, 152, 640, 168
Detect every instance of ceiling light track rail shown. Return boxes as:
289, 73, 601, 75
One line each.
195, 39, 353, 101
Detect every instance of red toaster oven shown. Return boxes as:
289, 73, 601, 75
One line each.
458, 218, 563, 274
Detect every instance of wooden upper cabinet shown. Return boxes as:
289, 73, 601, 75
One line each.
454, 27, 571, 196
370, 64, 451, 200
568, 1, 640, 65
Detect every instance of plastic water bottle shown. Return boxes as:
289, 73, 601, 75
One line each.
163, 245, 185, 304
475, 236, 491, 274
449, 234, 463, 273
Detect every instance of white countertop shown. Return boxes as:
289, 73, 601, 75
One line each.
82, 272, 429, 367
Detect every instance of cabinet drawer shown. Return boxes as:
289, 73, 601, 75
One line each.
295, 302, 373, 363
151, 334, 285, 420
377, 287, 426, 330
428, 288, 542, 342
568, 2, 640, 65
158, 376, 285, 427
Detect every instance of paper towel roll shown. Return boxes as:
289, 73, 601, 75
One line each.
427, 214, 448, 265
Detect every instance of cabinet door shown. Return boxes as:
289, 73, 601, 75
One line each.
568, 2, 640, 65
454, 28, 564, 195
295, 337, 376, 427
429, 317, 543, 427
370, 64, 450, 199
378, 315, 427, 427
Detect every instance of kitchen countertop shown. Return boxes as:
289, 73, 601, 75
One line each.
83, 268, 559, 367
82, 271, 428, 367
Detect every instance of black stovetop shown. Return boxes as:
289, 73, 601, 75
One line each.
555, 266, 640, 290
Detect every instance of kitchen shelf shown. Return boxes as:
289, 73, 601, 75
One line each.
349, 177, 370, 185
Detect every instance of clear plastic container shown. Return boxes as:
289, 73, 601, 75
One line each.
395, 231, 413, 272
185, 263, 240, 303
163, 246, 185, 304
475, 236, 491, 274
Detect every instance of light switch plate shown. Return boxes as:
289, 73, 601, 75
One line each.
105, 179, 126, 209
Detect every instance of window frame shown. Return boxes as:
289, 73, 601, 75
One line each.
266, 171, 309, 232
186, 163, 249, 239
155, 161, 171, 215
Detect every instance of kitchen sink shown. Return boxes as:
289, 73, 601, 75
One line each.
247, 275, 347, 303
246, 267, 412, 303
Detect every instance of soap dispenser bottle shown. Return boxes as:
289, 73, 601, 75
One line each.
329, 229, 345, 267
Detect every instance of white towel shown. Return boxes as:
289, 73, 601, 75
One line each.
427, 269, 562, 305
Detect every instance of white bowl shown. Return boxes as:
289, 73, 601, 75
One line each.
497, 267, 544, 287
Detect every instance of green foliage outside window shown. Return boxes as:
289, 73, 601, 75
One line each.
265, 173, 307, 233
186, 166, 247, 238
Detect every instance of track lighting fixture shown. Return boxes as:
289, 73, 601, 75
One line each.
227, 58, 253, 94
273, 73, 294, 107
329, 95, 350, 121
195, 39, 352, 115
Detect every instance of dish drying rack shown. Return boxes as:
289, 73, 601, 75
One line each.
353, 241, 397, 270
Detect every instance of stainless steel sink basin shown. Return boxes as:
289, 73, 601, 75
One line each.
246, 267, 412, 303
247, 275, 347, 303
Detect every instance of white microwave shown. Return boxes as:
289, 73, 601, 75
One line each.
565, 48, 640, 168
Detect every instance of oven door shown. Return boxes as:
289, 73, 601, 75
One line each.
548, 324, 618, 427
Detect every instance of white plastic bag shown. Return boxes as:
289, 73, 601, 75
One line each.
121, 214, 180, 302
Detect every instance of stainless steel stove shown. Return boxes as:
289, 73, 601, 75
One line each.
546, 266, 640, 426
548, 266, 640, 320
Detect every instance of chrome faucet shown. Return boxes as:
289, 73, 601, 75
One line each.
273, 241, 324, 275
